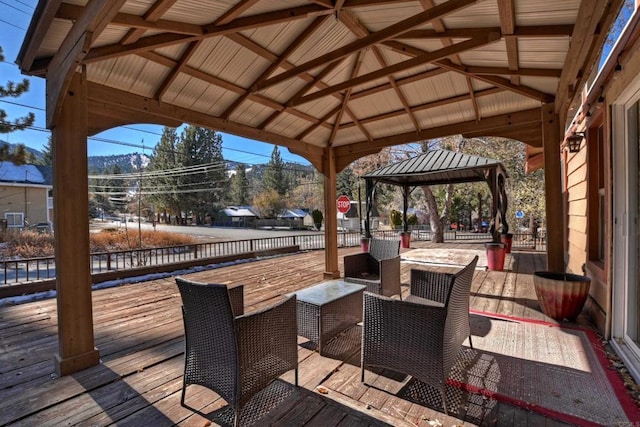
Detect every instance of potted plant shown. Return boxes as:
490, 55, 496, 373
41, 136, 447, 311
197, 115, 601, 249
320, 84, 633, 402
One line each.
533, 271, 591, 320
311, 209, 323, 231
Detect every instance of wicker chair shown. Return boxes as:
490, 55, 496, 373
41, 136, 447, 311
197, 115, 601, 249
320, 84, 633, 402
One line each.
361, 255, 478, 413
343, 238, 401, 298
175, 277, 298, 426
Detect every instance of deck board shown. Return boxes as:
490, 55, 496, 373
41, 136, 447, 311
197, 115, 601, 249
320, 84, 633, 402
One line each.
0, 242, 588, 426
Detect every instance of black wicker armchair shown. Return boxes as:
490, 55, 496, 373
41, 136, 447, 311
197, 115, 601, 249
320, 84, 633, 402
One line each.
175, 277, 299, 426
361, 255, 478, 413
344, 238, 401, 298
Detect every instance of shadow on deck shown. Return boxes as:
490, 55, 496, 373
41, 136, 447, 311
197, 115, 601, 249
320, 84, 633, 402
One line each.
0, 242, 605, 426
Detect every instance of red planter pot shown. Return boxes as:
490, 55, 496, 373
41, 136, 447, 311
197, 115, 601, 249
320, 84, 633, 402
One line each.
360, 238, 370, 252
399, 232, 411, 249
533, 272, 591, 320
501, 233, 513, 253
485, 243, 506, 271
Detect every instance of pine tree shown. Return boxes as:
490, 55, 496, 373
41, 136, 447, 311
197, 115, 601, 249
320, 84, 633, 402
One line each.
40, 138, 53, 165
229, 164, 249, 205
147, 127, 181, 221
0, 47, 35, 134
176, 126, 226, 223
263, 146, 288, 195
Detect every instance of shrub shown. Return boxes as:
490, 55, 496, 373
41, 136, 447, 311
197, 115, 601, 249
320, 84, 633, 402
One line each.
311, 209, 323, 230
0, 228, 196, 259
389, 209, 402, 229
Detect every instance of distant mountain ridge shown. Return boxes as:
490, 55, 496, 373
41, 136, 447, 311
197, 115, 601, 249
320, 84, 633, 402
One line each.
1, 143, 314, 176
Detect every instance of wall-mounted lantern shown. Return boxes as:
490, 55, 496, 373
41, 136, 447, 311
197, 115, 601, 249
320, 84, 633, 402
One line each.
566, 132, 585, 153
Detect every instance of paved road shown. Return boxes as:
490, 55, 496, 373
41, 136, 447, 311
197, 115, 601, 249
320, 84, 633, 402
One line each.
94, 220, 325, 241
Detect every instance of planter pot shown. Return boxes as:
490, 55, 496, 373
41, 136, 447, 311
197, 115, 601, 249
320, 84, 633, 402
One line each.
485, 243, 506, 271
501, 233, 513, 253
533, 272, 591, 320
360, 237, 370, 252
399, 232, 411, 248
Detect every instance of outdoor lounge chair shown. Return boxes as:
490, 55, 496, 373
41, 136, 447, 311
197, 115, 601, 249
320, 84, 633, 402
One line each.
175, 277, 298, 427
361, 255, 478, 413
343, 238, 401, 298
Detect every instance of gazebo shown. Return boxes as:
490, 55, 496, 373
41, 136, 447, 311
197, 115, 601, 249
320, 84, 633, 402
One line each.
362, 149, 508, 243
15, 0, 622, 375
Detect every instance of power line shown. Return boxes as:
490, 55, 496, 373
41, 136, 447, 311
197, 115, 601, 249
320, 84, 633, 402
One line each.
15, 0, 35, 10
0, 18, 26, 31
0, 1, 31, 15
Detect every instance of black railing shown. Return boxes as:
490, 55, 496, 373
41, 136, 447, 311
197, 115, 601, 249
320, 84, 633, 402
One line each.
0, 230, 544, 287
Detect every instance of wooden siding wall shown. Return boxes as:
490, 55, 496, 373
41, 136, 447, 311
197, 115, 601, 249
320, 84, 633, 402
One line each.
0, 185, 50, 226
565, 147, 588, 275
566, 25, 640, 336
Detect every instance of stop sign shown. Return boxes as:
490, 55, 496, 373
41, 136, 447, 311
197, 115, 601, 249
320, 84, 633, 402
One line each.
337, 195, 351, 213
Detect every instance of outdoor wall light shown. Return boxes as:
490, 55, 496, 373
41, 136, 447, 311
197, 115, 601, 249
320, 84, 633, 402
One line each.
566, 132, 585, 153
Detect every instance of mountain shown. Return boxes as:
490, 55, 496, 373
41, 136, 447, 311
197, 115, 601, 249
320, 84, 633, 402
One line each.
87, 153, 150, 173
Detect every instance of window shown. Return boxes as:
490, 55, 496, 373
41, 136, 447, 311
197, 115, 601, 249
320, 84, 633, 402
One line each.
5, 212, 24, 228
588, 124, 606, 263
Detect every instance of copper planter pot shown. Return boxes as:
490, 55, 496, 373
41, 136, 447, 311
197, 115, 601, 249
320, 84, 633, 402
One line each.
533, 272, 591, 320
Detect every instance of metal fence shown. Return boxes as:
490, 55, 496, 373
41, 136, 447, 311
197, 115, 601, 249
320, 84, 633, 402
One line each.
0, 230, 544, 287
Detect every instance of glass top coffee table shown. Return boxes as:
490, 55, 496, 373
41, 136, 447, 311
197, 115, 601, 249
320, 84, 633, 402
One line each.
293, 280, 366, 355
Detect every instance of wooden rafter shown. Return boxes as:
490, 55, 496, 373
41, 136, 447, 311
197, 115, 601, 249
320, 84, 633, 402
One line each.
222, 16, 328, 120
72, 4, 329, 64
254, 0, 478, 91
46, 0, 127, 127
119, 0, 178, 45
289, 34, 501, 107
419, 0, 478, 121
497, 0, 519, 85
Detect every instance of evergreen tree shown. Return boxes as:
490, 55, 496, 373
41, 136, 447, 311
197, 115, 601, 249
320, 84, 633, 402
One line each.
263, 146, 288, 195
0, 142, 35, 164
337, 167, 357, 199
0, 47, 35, 134
147, 127, 181, 221
229, 164, 249, 205
176, 126, 226, 223
40, 138, 53, 165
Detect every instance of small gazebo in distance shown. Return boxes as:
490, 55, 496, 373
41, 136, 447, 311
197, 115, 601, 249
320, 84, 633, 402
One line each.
361, 150, 509, 244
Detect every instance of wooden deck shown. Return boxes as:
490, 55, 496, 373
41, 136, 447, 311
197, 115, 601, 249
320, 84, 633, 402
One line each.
0, 242, 587, 426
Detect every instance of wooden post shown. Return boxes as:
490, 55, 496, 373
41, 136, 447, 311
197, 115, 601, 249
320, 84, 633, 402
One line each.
322, 147, 340, 279
542, 103, 565, 272
52, 71, 100, 375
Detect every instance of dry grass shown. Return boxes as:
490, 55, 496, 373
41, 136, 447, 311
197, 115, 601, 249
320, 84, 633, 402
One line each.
0, 229, 195, 259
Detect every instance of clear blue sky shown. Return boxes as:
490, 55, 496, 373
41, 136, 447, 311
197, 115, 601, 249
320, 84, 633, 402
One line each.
0, 0, 310, 166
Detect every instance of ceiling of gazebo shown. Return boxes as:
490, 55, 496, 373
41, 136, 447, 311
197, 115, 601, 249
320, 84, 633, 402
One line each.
17, 0, 622, 172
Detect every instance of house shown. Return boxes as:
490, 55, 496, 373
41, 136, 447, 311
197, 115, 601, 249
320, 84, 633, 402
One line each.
0, 162, 52, 230
554, 4, 640, 382
219, 206, 259, 227
278, 208, 314, 229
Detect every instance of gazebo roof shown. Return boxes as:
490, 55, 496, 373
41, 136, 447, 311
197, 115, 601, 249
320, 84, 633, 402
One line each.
17, 1, 622, 171
362, 149, 506, 187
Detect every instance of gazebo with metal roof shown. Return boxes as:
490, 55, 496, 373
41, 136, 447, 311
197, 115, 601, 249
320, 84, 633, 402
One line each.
15, 0, 623, 375
362, 149, 508, 242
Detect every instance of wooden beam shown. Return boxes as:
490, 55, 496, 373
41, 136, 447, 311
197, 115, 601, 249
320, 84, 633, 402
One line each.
335, 107, 542, 157
555, 0, 624, 119
396, 25, 574, 39
254, 0, 478, 91
81, 4, 327, 63
86, 82, 325, 162
52, 71, 100, 376
119, 0, 178, 45
46, 0, 126, 127
17, 0, 62, 73
289, 34, 500, 107
222, 15, 327, 119
322, 147, 340, 279
541, 103, 565, 273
